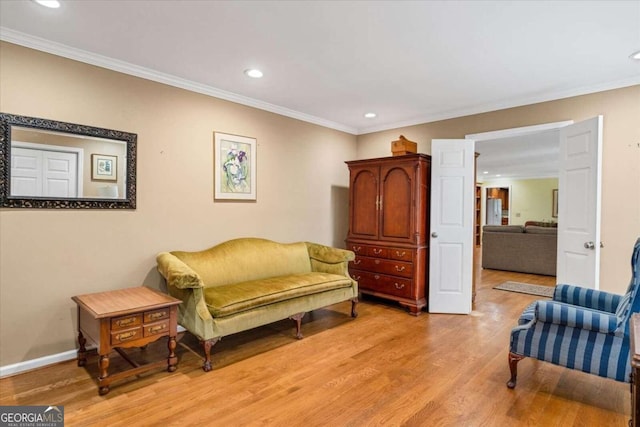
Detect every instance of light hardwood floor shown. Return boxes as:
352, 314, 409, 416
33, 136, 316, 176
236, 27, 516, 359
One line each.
0, 260, 630, 426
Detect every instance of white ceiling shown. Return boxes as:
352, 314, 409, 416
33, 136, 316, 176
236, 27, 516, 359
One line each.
1, 0, 639, 137
0, 1, 638, 181
475, 128, 561, 181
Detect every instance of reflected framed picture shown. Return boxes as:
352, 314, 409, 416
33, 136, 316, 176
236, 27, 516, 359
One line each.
213, 132, 257, 201
91, 154, 117, 181
552, 189, 558, 218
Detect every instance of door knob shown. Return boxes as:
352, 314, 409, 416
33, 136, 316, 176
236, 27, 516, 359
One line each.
431, 232, 438, 238
584, 241, 595, 249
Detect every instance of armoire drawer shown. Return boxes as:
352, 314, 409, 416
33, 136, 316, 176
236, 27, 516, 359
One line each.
348, 243, 388, 258
389, 247, 414, 262
350, 269, 413, 298
350, 256, 413, 278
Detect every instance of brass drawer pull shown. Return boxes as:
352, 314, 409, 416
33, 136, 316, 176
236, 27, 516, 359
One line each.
396, 251, 406, 257
148, 311, 166, 320
373, 248, 383, 255
148, 324, 166, 334
353, 259, 362, 265
394, 283, 405, 289
374, 260, 381, 264
116, 318, 136, 327
374, 275, 380, 280
116, 331, 137, 341
352, 246, 362, 252
395, 265, 406, 272
353, 275, 361, 281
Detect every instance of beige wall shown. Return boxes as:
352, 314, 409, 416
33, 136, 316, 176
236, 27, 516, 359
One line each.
357, 85, 640, 294
0, 42, 357, 366
2, 41, 639, 368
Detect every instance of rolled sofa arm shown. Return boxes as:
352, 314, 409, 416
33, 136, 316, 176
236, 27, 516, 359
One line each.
156, 252, 204, 289
156, 252, 214, 338
305, 242, 355, 276
306, 242, 355, 263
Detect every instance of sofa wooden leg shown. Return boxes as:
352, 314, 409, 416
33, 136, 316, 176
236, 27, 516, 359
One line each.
289, 313, 306, 339
507, 352, 524, 389
351, 298, 358, 318
201, 338, 220, 372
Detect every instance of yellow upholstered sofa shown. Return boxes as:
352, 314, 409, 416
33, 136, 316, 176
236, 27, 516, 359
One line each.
156, 238, 358, 371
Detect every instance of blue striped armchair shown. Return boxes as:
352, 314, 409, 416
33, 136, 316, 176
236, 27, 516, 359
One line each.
507, 237, 640, 388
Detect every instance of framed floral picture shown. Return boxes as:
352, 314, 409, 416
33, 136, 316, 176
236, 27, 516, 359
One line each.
91, 154, 117, 181
214, 132, 257, 201
552, 189, 558, 218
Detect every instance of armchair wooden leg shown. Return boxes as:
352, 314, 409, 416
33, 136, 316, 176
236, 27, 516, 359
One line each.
351, 298, 358, 318
507, 352, 524, 389
289, 313, 306, 339
201, 338, 220, 372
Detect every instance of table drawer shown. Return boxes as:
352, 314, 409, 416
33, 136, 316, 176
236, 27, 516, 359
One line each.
111, 327, 142, 345
351, 256, 413, 278
111, 314, 142, 331
144, 308, 170, 323
350, 269, 413, 298
144, 321, 170, 337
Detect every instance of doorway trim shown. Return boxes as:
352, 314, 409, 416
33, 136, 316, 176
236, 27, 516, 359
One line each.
465, 120, 574, 141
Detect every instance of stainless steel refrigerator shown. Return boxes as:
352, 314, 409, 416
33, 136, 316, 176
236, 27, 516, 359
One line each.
486, 198, 502, 225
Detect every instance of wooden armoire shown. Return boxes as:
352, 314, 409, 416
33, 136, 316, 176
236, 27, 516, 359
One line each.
345, 153, 431, 315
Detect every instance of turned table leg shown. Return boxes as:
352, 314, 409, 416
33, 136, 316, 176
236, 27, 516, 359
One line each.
167, 336, 177, 372
77, 330, 87, 367
98, 354, 110, 395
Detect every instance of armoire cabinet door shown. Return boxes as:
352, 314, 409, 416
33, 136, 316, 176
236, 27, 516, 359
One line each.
349, 165, 379, 239
380, 163, 415, 243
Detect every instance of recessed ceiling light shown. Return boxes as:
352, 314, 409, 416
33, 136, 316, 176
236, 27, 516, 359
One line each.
33, 0, 60, 8
244, 69, 263, 78
630, 50, 640, 61
364, 112, 377, 119
483, 171, 489, 174
496, 174, 502, 177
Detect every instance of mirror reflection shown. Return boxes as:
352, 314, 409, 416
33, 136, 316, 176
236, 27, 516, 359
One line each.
1, 113, 136, 209
11, 127, 127, 199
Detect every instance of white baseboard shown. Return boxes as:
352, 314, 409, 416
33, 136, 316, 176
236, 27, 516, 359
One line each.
0, 326, 187, 378
0, 349, 80, 378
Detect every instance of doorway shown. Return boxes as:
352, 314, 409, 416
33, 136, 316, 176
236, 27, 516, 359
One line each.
466, 117, 603, 289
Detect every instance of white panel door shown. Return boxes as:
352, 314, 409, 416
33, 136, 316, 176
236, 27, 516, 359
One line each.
11, 147, 43, 196
557, 116, 603, 289
429, 139, 475, 314
43, 151, 78, 197
10, 147, 78, 197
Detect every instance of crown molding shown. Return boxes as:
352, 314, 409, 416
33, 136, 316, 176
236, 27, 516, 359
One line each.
3, 27, 638, 137
0, 27, 358, 135
356, 76, 640, 135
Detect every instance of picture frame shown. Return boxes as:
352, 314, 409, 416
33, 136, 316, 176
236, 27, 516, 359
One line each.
91, 154, 117, 181
214, 132, 257, 201
552, 189, 558, 218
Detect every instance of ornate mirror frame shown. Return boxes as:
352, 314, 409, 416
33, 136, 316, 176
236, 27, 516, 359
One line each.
0, 113, 137, 209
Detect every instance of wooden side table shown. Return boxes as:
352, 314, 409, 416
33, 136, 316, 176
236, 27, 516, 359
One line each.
72, 286, 181, 395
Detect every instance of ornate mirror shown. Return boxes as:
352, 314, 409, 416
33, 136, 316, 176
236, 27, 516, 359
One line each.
0, 113, 136, 209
